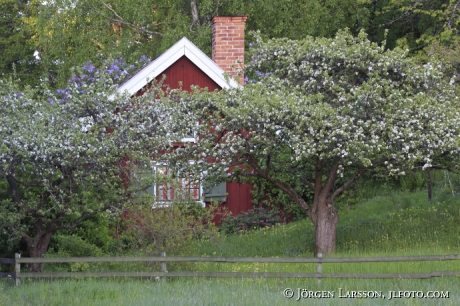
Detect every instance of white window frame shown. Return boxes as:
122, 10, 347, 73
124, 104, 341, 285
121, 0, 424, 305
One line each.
180, 137, 196, 142
145, 161, 205, 207
132, 161, 229, 207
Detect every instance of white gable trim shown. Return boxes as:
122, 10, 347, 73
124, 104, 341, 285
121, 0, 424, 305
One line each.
117, 37, 239, 96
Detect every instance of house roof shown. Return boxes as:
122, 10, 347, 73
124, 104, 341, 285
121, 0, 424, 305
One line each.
117, 37, 239, 96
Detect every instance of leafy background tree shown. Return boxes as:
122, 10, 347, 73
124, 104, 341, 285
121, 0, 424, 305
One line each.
0, 0, 41, 84
3, 0, 458, 87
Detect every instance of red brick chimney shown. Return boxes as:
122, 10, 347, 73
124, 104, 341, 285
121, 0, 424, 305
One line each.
212, 15, 248, 85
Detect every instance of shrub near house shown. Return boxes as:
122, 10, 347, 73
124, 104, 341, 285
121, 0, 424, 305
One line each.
219, 207, 281, 234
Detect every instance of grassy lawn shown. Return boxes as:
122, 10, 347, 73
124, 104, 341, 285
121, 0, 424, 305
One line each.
1, 277, 458, 305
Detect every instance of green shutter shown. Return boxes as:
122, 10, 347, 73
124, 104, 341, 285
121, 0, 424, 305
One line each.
145, 185, 155, 197
203, 182, 227, 202
131, 165, 155, 199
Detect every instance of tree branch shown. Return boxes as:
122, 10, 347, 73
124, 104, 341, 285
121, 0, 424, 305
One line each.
93, 1, 164, 36
52, 202, 114, 232
190, 0, 200, 30
323, 156, 340, 195
330, 167, 368, 200
248, 155, 311, 219
6, 174, 21, 204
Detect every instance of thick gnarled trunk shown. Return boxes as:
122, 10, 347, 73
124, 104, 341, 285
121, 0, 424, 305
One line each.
249, 155, 344, 256
312, 199, 339, 255
311, 157, 340, 255
23, 231, 53, 272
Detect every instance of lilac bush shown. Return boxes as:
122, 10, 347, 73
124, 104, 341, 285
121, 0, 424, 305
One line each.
54, 55, 150, 104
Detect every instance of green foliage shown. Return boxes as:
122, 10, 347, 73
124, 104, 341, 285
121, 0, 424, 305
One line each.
44, 234, 105, 272
251, 178, 306, 221
365, 0, 460, 87
219, 207, 281, 234
118, 200, 218, 257
0, 0, 40, 84
337, 193, 460, 253
68, 215, 115, 254
5, 0, 458, 91
28, 0, 168, 87
248, 146, 310, 221
398, 170, 428, 192
241, 0, 370, 40
14, 0, 221, 87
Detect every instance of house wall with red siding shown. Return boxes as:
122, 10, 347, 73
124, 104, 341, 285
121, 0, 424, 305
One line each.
226, 182, 253, 214
156, 56, 222, 92
137, 55, 254, 223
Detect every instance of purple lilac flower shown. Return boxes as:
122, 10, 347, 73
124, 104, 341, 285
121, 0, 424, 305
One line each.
82, 62, 96, 74
110, 64, 120, 72
139, 55, 150, 63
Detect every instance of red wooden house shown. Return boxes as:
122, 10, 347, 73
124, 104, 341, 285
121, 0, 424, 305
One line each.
117, 16, 253, 219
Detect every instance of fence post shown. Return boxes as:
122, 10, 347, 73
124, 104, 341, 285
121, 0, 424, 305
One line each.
316, 253, 322, 285
160, 252, 167, 282
14, 253, 21, 286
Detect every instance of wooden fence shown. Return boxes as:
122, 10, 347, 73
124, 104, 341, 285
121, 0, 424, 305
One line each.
1, 253, 460, 285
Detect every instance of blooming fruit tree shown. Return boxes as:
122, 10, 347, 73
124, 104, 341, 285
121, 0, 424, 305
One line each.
156, 30, 460, 255
0, 58, 168, 270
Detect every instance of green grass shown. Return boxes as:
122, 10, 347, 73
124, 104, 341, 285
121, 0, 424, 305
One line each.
1, 277, 458, 305
1, 184, 460, 305
192, 188, 460, 258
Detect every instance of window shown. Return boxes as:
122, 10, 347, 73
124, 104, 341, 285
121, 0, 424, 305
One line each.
131, 162, 227, 206
154, 164, 202, 202
131, 162, 204, 206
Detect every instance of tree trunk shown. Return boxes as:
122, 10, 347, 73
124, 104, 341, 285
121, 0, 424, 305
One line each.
23, 231, 53, 272
426, 168, 432, 202
313, 199, 339, 256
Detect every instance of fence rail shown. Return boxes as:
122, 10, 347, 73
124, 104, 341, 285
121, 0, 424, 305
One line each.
12, 254, 460, 264
1, 253, 459, 285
